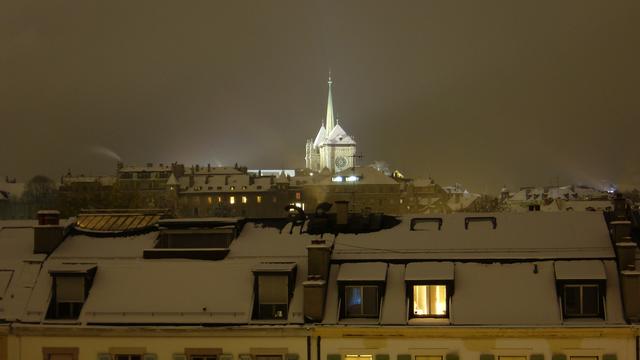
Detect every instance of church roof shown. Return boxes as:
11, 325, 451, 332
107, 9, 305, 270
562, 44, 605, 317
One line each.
313, 125, 326, 148
324, 124, 356, 145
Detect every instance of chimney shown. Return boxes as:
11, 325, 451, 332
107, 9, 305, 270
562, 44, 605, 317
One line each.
33, 210, 65, 254
611, 221, 632, 244
303, 239, 332, 322
335, 201, 349, 225
196, 164, 200, 172
613, 193, 628, 220
616, 242, 637, 271
620, 270, 640, 322
207, 163, 211, 172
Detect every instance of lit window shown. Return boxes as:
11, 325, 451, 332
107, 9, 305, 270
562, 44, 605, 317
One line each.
400, 198, 404, 204
217, 196, 222, 203
345, 285, 379, 317
295, 192, 301, 200
229, 196, 235, 204
332, 176, 344, 182
563, 284, 601, 318
345, 356, 373, 360
412, 285, 447, 317
230, 186, 235, 190
207, 196, 212, 205
257, 195, 262, 203
242, 186, 247, 190
242, 196, 248, 204
345, 175, 359, 182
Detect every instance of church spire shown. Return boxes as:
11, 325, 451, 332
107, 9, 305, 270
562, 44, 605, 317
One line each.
325, 74, 335, 132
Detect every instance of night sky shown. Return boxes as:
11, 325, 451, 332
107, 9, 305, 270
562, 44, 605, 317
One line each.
2, 1, 639, 192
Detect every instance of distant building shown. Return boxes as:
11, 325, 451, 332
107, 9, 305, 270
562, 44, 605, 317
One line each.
305, 76, 357, 173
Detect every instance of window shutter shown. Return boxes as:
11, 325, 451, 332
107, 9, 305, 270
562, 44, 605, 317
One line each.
603, 355, 617, 360
143, 354, 158, 360
398, 355, 412, 360
172, 354, 187, 360
220, 354, 234, 360
376, 355, 390, 360
480, 355, 495, 360
446, 354, 459, 360
552, 355, 566, 360
286, 354, 300, 360
530, 355, 544, 360
97, 354, 111, 360
328, 354, 342, 360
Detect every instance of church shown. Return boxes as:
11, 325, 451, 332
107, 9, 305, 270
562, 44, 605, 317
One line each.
305, 76, 357, 173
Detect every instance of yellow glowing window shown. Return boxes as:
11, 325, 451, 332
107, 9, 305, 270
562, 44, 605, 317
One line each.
217, 196, 222, 203
207, 196, 212, 205
412, 285, 447, 317
295, 192, 301, 200
229, 196, 235, 204
415, 356, 443, 360
345, 356, 373, 360
257, 195, 262, 203
230, 186, 235, 190
242, 196, 247, 204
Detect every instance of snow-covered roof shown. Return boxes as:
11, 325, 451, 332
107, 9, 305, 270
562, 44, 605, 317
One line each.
337, 262, 388, 281
554, 260, 607, 280
332, 212, 614, 261
324, 124, 356, 145
313, 125, 326, 148
404, 261, 454, 281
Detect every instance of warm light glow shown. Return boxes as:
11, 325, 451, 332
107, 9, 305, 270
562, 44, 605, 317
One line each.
345, 355, 373, 360
242, 196, 247, 204
207, 196, 212, 205
257, 195, 262, 203
346, 175, 359, 182
295, 192, 301, 200
332, 176, 343, 182
229, 196, 235, 204
217, 196, 222, 203
413, 285, 447, 316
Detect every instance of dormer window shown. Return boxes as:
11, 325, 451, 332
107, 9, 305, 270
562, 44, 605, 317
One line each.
337, 262, 387, 319
405, 262, 454, 319
47, 265, 96, 320
554, 261, 606, 319
252, 262, 297, 320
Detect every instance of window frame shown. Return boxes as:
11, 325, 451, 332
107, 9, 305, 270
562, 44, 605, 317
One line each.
339, 282, 383, 319
557, 280, 605, 319
42, 347, 79, 360
252, 270, 296, 320
407, 281, 452, 319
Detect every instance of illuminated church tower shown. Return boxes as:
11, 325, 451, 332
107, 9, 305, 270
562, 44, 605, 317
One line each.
305, 76, 356, 173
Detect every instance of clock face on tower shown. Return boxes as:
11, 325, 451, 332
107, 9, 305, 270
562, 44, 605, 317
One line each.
335, 156, 347, 170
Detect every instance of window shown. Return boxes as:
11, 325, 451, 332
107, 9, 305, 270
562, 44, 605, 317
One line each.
252, 263, 296, 320
498, 357, 526, 360
257, 275, 289, 319
345, 285, 379, 317
257, 195, 262, 203
255, 356, 284, 360
208, 196, 212, 205
114, 355, 142, 360
230, 186, 236, 190
185, 348, 222, 360
345, 355, 373, 360
412, 284, 447, 317
43, 347, 79, 360
295, 192, 301, 200
217, 196, 222, 203
415, 356, 443, 360
46, 266, 96, 320
242, 196, 248, 204
191, 356, 217, 360
569, 357, 598, 360
563, 284, 601, 317
229, 196, 235, 204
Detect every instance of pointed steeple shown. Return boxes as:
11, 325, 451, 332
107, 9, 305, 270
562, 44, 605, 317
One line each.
325, 74, 335, 132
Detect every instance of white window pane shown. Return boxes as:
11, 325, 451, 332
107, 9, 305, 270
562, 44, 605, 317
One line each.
56, 276, 84, 302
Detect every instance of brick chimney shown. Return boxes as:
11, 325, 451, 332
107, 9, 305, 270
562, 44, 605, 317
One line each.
33, 210, 65, 254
